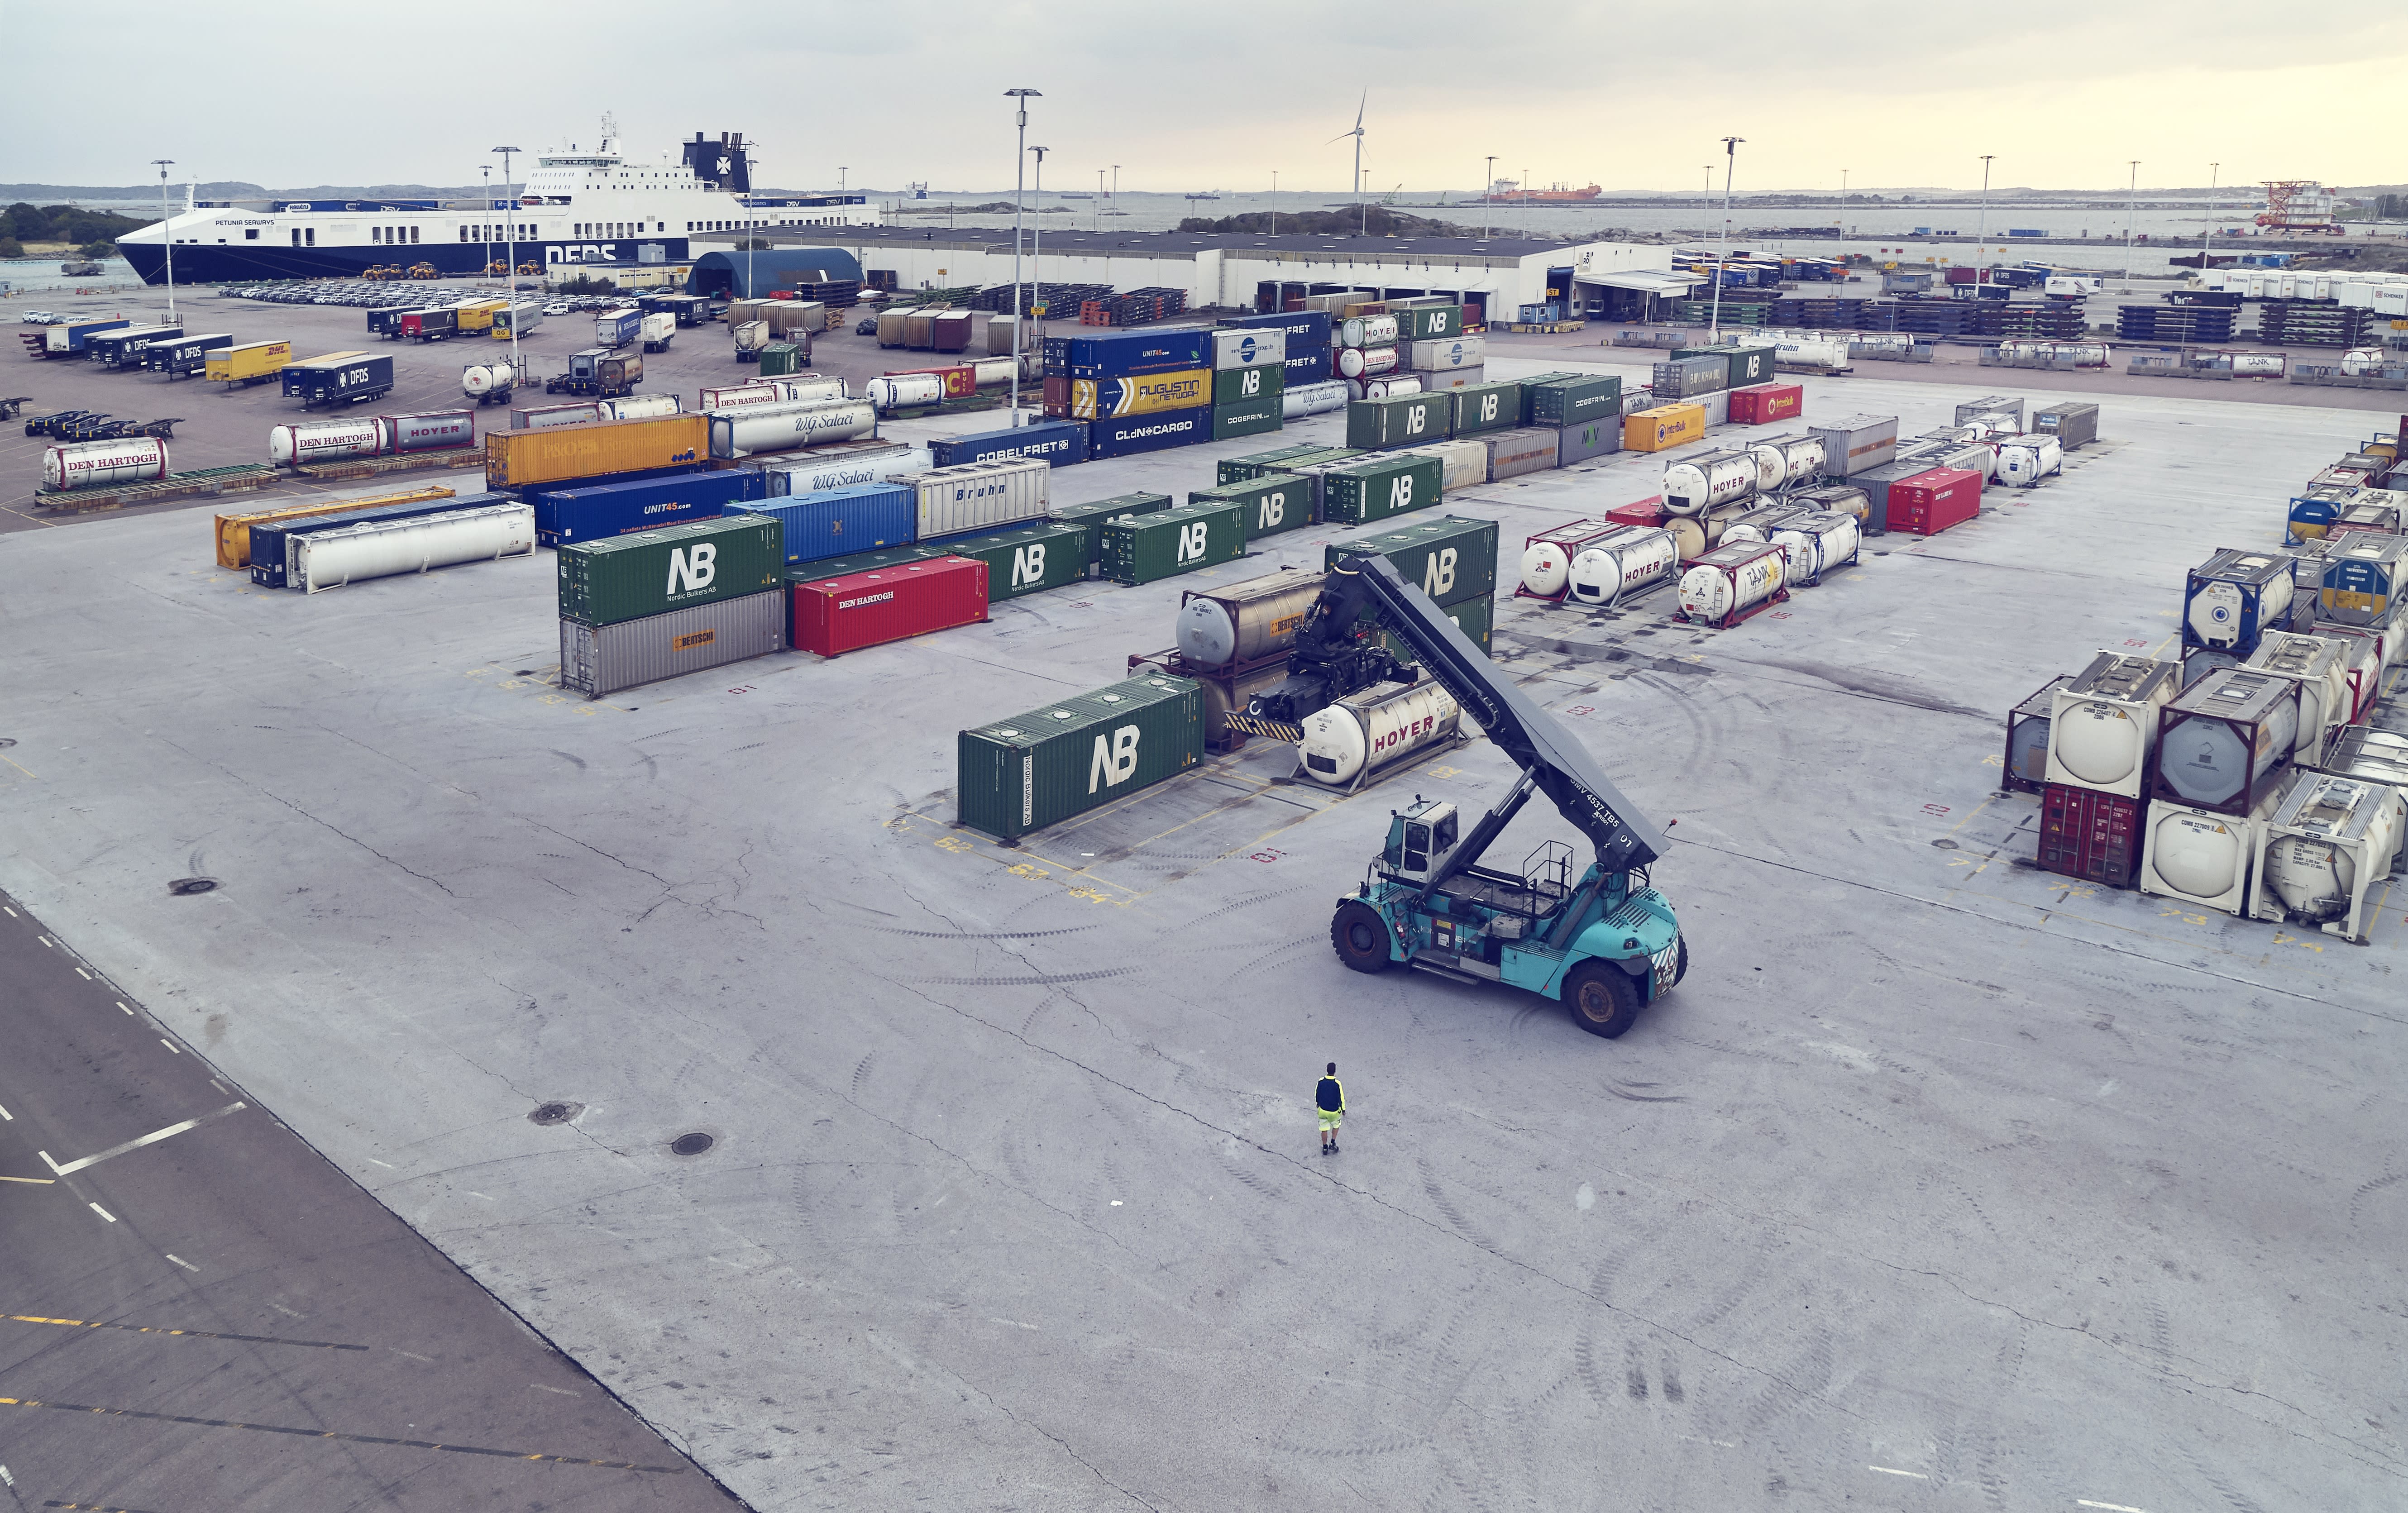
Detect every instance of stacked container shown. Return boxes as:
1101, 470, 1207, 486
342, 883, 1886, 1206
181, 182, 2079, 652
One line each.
1323, 453, 1445, 526
1042, 328, 1212, 459
1232, 310, 1333, 390
1448, 382, 1522, 439
1347, 391, 1452, 451
2183, 547, 2301, 687
1807, 414, 1900, 478
557, 515, 787, 698
533, 470, 764, 548
2040, 652, 2182, 887
1166, 568, 1326, 749
1190, 473, 1314, 540
1101, 498, 1247, 584
2138, 668, 2309, 912
1324, 515, 1500, 653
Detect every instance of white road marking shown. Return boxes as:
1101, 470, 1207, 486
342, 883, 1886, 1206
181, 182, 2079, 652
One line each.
210, 1079, 228, 1094
0, 1462, 13, 1488
989, 1317, 1040, 1331
1109, 1199, 1123, 1206
116, 1001, 132, 1014
392, 1348, 435, 1363
0, 1102, 10, 1120
165, 1254, 200, 1271
159, 1038, 181, 1055
530, 1383, 579, 1396
4, 903, 17, 915
0, 1176, 56, 1185
89, 1203, 117, 1222
366, 1157, 395, 1168
1869, 1466, 1928, 1479
271, 1303, 302, 1318
36, 935, 51, 948
74, 967, 90, 979
2078, 1503, 2149, 1513
466, 1191, 496, 1201
41, 1101, 247, 1175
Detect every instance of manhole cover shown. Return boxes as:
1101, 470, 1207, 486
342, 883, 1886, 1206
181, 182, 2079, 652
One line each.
670, 1132, 714, 1156
168, 877, 220, 896
529, 1101, 582, 1126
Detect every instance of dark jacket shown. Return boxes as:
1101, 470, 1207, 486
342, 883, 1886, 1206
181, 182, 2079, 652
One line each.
1316, 1077, 1345, 1113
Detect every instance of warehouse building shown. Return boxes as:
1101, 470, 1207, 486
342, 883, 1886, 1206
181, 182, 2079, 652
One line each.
689, 227, 1698, 321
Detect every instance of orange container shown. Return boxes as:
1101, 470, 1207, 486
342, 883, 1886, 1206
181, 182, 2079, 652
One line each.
482, 414, 707, 489
1623, 402, 1706, 453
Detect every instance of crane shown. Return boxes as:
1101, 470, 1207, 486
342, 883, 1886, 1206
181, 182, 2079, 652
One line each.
1255, 555, 1687, 1038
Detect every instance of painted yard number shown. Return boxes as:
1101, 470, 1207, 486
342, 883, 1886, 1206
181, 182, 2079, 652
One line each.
1922, 804, 1951, 816
1176, 521, 1211, 563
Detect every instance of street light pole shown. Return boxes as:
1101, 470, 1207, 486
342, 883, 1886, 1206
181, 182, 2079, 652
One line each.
1005, 88, 1042, 426
481, 164, 492, 286
2126, 160, 2140, 286
839, 166, 847, 195
493, 146, 521, 377
1710, 136, 1743, 344
1271, 170, 1278, 236
1484, 155, 1496, 239
2201, 161, 2219, 270
1030, 145, 1047, 351
1976, 153, 1994, 277
151, 158, 176, 321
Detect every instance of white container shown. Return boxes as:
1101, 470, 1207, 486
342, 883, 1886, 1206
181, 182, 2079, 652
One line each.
708, 398, 879, 459
903, 457, 1051, 540
293, 502, 536, 593
462, 361, 514, 400
511, 401, 602, 430
1338, 314, 1400, 348
2045, 651, 2183, 798
597, 394, 684, 422
863, 373, 945, 410
1210, 327, 1287, 370
1759, 334, 1848, 369
732, 319, 770, 356
699, 382, 790, 412
966, 356, 1028, 389
2341, 348, 2389, 377
1393, 439, 1488, 492
2243, 632, 2352, 760
1770, 511, 1862, 586
2139, 783, 2290, 916
1282, 380, 1349, 419
1996, 434, 2063, 487
1564, 527, 1679, 609
1357, 374, 1422, 400
639, 312, 677, 348
2228, 352, 2286, 376
1336, 345, 1400, 379
1746, 434, 1825, 491
269, 420, 382, 468
1677, 543, 1785, 623
1298, 680, 1461, 786
762, 444, 932, 497
2248, 774, 2405, 942
1407, 336, 1485, 372
1663, 450, 1758, 515
43, 436, 169, 491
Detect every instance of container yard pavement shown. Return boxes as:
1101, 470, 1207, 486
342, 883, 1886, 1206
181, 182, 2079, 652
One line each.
2, 354, 2404, 1512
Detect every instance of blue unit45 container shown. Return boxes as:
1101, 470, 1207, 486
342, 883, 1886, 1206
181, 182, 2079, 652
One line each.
248, 494, 501, 588
931, 420, 1090, 469
532, 469, 765, 548
1088, 409, 1207, 459
1042, 328, 1212, 379
733, 483, 919, 565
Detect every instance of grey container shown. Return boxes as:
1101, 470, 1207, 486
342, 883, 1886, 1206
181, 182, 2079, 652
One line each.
1953, 394, 2027, 430
1557, 417, 1623, 465
1809, 413, 1900, 478
1483, 428, 1560, 482
1651, 355, 1727, 398
1850, 458, 1942, 533
558, 588, 785, 699
2033, 403, 2099, 449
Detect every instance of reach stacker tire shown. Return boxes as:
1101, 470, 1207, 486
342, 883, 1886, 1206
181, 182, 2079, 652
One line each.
1331, 900, 1391, 974
1563, 960, 1639, 1039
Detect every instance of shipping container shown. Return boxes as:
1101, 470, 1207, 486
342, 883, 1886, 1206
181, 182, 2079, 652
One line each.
86, 324, 184, 368
1323, 453, 1445, 526
1089, 409, 1207, 458
1334, 344, 1401, 380
1525, 374, 1622, 428
2039, 783, 2142, 888
1210, 399, 1283, 442
206, 339, 292, 386
1844, 458, 1933, 533
1624, 404, 1706, 453
486, 414, 707, 489
282, 350, 395, 408
534, 469, 763, 548
1174, 569, 1326, 670
399, 309, 457, 342
141, 331, 232, 377
512, 400, 603, 431
1558, 418, 1622, 466
556, 513, 785, 627
214, 486, 457, 569
904, 457, 1051, 541
559, 589, 785, 699
1953, 394, 2027, 431
2154, 668, 2302, 818
1338, 313, 1400, 349
957, 674, 1204, 841
1724, 346, 1777, 387
708, 398, 879, 459
248, 495, 498, 588
2004, 673, 2078, 794
1380, 592, 1493, 660
1323, 515, 1498, 606
1210, 327, 1287, 370
1728, 382, 1804, 425
730, 482, 917, 564
1213, 364, 1286, 407
1392, 439, 1489, 492
1652, 355, 1727, 398
1191, 473, 1313, 539
923, 419, 1085, 469
1808, 413, 1900, 478
1888, 467, 1983, 536
1400, 305, 1466, 341
1283, 348, 1333, 387
1069, 369, 1210, 420
1408, 336, 1486, 372
2321, 536, 2408, 626
40, 437, 167, 493
1043, 329, 1213, 380
1484, 428, 1561, 481
1448, 382, 1521, 437
929, 520, 1093, 601
1217, 444, 1325, 485
761, 444, 932, 497
793, 556, 988, 657
2032, 402, 2099, 449
1102, 499, 1248, 584
757, 342, 804, 378
1347, 391, 1452, 450
1233, 309, 1333, 350
291, 502, 535, 594
2187, 548, 2299, 649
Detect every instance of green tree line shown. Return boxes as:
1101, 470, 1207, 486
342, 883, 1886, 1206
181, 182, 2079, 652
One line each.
2, 202, 149, 260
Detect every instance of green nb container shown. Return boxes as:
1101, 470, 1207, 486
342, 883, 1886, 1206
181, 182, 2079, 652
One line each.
1211, 398, 1284, 442
1400, 305, 1466, 341
1448, 381, 1523, 437
1526, 373, 1622, 427
1051, 492, 1172, 568
1511, 371, 1583, 425
1212, 365, 1285, 407
1216, 444, 1325, 486
558, 514, 785, 628
921, 519, 1092, 601
787, 543, 948, 585
1190, 472, 1314, 540
1381, 591, 1493, 659
1321, 515, 1499, 606
758, 341, 802, 377
1100, 498, 1248, 584
1725, 345, 1776, 387
958, 674, 1205, 842
1345, 391, 1451, 450
1322, 453, 1443, 526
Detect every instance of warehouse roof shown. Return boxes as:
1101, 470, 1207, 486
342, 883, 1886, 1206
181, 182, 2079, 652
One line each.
688, 247, 866, 298
734, 225, 1625, 262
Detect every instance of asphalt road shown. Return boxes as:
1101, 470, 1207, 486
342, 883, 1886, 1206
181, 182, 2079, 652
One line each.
0, 884, 741, 1513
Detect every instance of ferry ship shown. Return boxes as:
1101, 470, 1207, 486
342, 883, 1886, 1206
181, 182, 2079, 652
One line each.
115, 123, 877, 284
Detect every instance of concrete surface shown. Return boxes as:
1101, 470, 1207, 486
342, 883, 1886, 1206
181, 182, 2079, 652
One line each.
1, 351, 2404, 1513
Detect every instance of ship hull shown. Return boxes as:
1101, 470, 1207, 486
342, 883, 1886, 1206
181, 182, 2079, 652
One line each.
119, 237, 699, 286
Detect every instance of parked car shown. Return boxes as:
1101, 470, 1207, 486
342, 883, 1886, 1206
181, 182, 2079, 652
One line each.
22, 310, 58, 324
855, 317, 879, 335
544, 302, 572, 316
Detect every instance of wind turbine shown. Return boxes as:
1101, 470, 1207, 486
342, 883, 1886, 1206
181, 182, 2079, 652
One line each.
1330, 93, 1366, 236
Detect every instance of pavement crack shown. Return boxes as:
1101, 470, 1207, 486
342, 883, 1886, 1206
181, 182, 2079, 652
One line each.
930, 1358, 1158, 1508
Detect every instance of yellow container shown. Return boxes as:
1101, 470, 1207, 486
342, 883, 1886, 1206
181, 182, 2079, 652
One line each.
205, 339, 293, 384
454, 299, 506, 336
1623, 403, 1706, 453
483, 414, 709, 489
1069, 368, 1210, 420
214, 485, 455, 568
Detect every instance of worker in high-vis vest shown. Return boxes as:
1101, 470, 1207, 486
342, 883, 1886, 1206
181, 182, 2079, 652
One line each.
1317, 1062, 1346, 1155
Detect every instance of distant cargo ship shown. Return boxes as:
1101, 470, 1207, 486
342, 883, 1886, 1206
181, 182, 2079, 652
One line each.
1477, 180, 1602, 205
115, 119, 878, 285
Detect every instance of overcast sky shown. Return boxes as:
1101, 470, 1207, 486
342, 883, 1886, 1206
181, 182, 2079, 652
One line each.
3, 1, 2401, 195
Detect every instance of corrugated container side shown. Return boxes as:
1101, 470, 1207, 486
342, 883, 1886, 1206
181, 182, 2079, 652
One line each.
1210, 400, 1284, 442
1191, 473, 1314, 539
1381, 592, 1493, 659
1324, 455, 1445, 525
1212, 365, 1286, 407
556, 514, 786, 626
558, 589, 785, 699
1052, 492, 1173, 567
1089, 410, 1208, 458
957, 675, 1204, 840
926, 520, 1092, 600
1557, 420, 1622, 466
1527, 374, 1621, 427
1323, 515, 1499, 606
909, 458, 1052, 540
731, 483, 919, 564
1345, 393, 1451, 450
1101, 500, 1248, 584
534, 470, 764, 547
1482, 428, 1562, 482
928, 420, 1089, 469
485, 415, 709, 488
1449, 382, 1522, 437
1622, 404, 1706, 453
793, 556, 989, 656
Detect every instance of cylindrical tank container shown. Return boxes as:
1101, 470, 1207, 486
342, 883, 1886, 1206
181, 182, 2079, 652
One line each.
1771, 511, 1862, 585
1677, 541, 1787, 627
269, 419, 383, 467
966, 356, 1024, 389
1745, 434, 1825, 491
1358, 374, 1422, 400
699, 382, 788, 412
1662, 450, 1758, 515
2341, 348, 2389, 377
776, 375, 850, 403
2228, 352, 2286, 377
2051, 342, 2111, 367
1284, 380, 1349, 419
462, 361, 515, 402
2154, 668, 2300, 817
385, 410, 475, 453
1718, 502, 1812, 546
1996, 434, 2063, 487
1175, 571, 1327, 670
1967, 412, 2021, 440
1338, 313, 1401, 349
1519, 520, 1624, 598
597, 394, 684, 422
292, 502, 537, 594
2259, 775, 2403, 934
1564, 527, 1680, 609
732, 320, 770, 358
512, 401, 603, 430
43, 436, 169, 492
1662, 498, 1753, 563
1336, 345, 1400, 380
1297, 680, 1461, 786
707, 398, 879, 459
864, 374, 946, 411
2244, 632, 2351, 756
